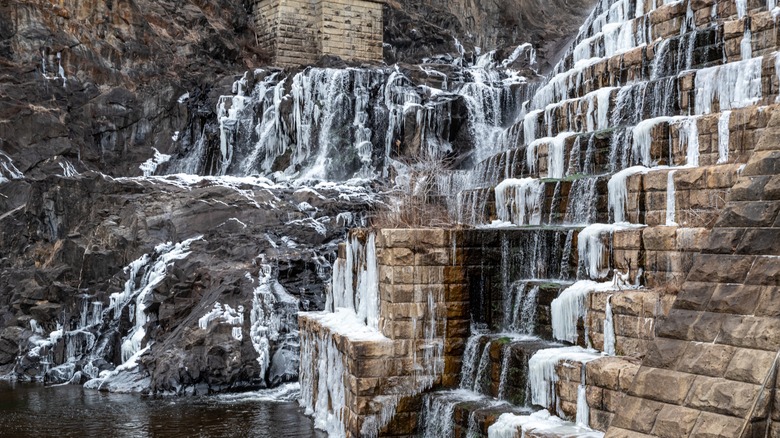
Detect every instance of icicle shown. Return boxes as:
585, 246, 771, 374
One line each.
603, 295, 616, 356
666, 170, 678, 226
552, 280, 611, 343
717, 111, 732, 164
494, 178, 544, 226
528, 346, 600, 411
608, 166, 649, 223
576, 365, 591, 427
694, 57, 763, 115
547, 133, 576, 179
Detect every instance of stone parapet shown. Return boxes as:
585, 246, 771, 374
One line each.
253, 0, 383, 67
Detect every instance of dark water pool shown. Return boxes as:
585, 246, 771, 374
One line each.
0, 381, 325, 437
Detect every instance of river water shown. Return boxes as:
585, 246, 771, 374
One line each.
0, 381, 325, 437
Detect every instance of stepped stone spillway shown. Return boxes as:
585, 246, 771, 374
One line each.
301, 0, 780, 436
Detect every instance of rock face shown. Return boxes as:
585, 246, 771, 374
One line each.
384, 0, 598, 70
0, 173, 376, 393
0, 0, 259, 179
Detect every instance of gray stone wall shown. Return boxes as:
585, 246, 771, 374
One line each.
253, 0, 383, 67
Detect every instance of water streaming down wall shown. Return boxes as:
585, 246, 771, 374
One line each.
166, 47, 537, 185
327, 232, 380, 329
13, 238, 203, 390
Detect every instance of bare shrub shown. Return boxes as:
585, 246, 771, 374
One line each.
371, 153, 458, 229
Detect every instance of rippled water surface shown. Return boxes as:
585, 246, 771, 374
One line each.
0, 381, 325, 437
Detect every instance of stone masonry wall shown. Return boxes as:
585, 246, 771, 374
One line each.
253, 0, 383, 67
299, 228, 470, 437
605, 99, 780, 438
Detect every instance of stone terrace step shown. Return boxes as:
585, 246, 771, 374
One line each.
469, 104, 770, 193
549, 4, 780, 107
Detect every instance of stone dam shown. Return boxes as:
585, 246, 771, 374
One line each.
0, 0, 778, 437
297, 0, 780, 437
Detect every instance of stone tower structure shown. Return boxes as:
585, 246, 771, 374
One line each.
253, 0, 384, 67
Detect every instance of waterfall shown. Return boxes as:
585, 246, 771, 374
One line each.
460, 331, 487, 390
511, 284, 540, 334
547, 133, 576, 179
564, 178, 598, 225
552, 281, 605, 343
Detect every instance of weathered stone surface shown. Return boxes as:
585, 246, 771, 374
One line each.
610, 396, 664, 434
651, 405, 700, 438
688, 412, 743, 438
685, 376, 759, 418
629, 368, 695, 404
675, 342, 735, 378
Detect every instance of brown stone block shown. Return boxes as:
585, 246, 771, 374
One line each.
729, 174, 771, 201
413, 266, 444, 284
719, 314, 780, 351
444, 338, 466, 355
379, 265, 394, 284
613, 229, 643, 250
446, 319, 470, 338
651, 404, 700, 438
642, 227, 677, 251
385, 284, 413, 304
686, 254, 755, 284
387, 321, 417, 339
354, 358, 391, 378
443, 266, 466, 284
643, 339, 687, 369
609, 288, 647, 314
674, 282, 714, 311
347, 375, 382, 396
716, 200, 779, 228
556, 380, 580, 405
685, 375, 760, 417
589, 408, 613, 432
617, 336, 648, 359
609, 395, 664, 434
707, 284, 761, 314
743, 150, 780, 177
445, 301, 469, 319
618, 362, 640, 391
587, 357, 624, 389
756, 286, 780, 317
385, 303, 427, 320
383, 247, 414, 265
587, 385, 605, 410
414, 248, 450, 266
689, 411, 744, 437
724, 348, 778, 384
446, 284, 469, 302
393, 266, 415, 284
603, 388, 627, 413
676, 342, 734, 378
348, 340, 394, 359
629, 368, 695, 404
746, 256, 780, 286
